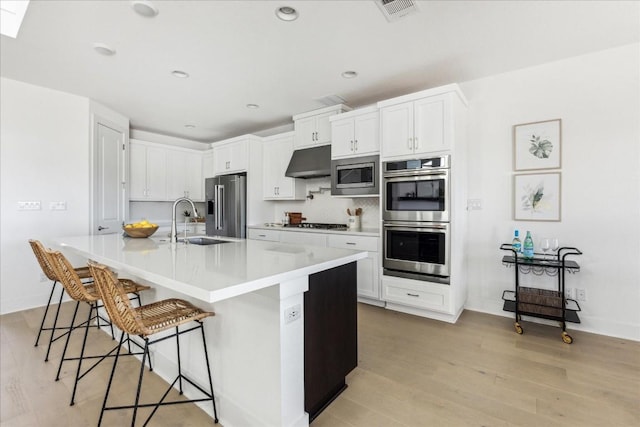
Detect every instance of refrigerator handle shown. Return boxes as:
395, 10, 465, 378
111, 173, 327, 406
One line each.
216, 185, 224, 230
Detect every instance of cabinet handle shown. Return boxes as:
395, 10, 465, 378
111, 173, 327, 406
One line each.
406, 293, 420, 297
414, 137, 418, 149
350, 140, 354, 151
346, 242, 356, 245
408, 138, 413, 149
258, 234, 266, 237
355, 139, 358, 151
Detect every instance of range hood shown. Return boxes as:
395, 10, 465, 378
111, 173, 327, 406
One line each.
285, 145, 331, 179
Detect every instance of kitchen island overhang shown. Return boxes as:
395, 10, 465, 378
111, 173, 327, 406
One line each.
55, 234, 367, 427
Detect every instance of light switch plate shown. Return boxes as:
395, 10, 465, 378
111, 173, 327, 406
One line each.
49, 201, 67, 211
468, 199, 482, 210
18, 201, 41, 211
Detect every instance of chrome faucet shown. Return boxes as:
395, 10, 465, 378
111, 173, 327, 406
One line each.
171, 197, 198, 243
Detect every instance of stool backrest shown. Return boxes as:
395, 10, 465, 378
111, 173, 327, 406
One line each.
87, 261, 147, 336
47, 249, 97, 303
29, 240, 57, 281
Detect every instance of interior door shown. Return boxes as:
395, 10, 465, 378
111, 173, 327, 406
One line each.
93, 119, 126, 234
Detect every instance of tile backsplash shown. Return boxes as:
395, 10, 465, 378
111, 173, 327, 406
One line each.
268, 178, 380, 228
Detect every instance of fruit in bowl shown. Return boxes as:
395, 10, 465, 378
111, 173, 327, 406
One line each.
123, 220, 159, 238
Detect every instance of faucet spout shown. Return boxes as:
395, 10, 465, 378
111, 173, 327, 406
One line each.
171, 197, 198, 243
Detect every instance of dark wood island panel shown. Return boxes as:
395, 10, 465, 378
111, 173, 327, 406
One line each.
304, 261, 358, 421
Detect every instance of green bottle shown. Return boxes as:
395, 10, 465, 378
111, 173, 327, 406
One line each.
523, 231, 534, 259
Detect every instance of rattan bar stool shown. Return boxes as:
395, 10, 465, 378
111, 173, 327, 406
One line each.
29, 239, 96, 361
46, 248, 151, 406
88, 260, 219, 427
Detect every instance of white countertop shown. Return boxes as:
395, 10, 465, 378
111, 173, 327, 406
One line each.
248, 224, 380, 237
55, 234, 367, 303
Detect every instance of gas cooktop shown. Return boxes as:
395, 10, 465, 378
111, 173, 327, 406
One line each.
284, 223, 348, 230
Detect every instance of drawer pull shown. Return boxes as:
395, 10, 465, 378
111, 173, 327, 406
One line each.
346, 242, 356, 245
406, 293, 420, 297
258, 234, 266, 237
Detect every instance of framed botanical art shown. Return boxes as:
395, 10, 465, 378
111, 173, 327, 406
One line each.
514, 172, 561, 222
513, 119, 561, 171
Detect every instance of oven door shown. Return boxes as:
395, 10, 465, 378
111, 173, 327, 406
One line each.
383, 222, 450, 280
383, 170, 449, 222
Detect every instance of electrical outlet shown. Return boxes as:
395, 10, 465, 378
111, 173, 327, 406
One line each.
576, 288, 587, 302
284, 304, 301, 324
49, 201, 67, 211
564, 287, 574, 300
468, 199, 482, 210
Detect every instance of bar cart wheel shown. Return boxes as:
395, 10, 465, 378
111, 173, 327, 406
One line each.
514, 322, 523, 334
561, 332, 573, 344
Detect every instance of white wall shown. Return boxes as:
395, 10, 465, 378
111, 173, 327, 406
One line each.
460, 43, 640, 340
0, 78, 91, 313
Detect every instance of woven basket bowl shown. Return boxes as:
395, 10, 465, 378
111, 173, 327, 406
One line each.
123, 225, 159, 238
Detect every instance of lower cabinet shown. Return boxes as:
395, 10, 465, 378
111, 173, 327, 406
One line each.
381, 275, 451, 313
247, 228, 382, 302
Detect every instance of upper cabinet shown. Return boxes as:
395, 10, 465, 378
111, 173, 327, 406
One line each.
202, 149, 215, 179
213, 136, 254, 175
130, 139, 206, 202
262, 132, 306, 200
130, 140, 168, 201
293, 104, 351, 149
378, 84, 468, 160
167, 150, 203, 201
330, 107, 379, 159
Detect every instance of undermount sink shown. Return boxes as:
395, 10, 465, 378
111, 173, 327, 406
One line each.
182, 237, 230, 246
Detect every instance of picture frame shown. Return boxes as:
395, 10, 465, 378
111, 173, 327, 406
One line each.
513, 119, 561, 171
514, 172, 561, 222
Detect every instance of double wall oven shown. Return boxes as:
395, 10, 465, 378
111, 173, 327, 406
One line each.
383, 155, 451, 283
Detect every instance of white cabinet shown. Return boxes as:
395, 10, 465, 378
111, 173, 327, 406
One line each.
167, 150, 203, 201
293, 105, 351, 149
330, 107, 379, 159
262, 132, 306, 200
130, 140, 168, 201
280, 231, 327, 247
379, 86, 466, 160
202, 149, 215, 179
382, 275, 450, 313
213, 137, 248, 175
327, 234, 380, 301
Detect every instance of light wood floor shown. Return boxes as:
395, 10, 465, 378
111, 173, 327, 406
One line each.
2, 302, 639, 427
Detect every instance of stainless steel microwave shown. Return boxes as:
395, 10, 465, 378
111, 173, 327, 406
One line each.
331, 155, 379, 196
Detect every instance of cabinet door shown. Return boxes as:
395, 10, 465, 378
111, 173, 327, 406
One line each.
213, 144, 231, 175
381, 102, 414, 159
353, 111, 379, 155
228, 140, 248, 173
145, 146, 168, 200
331, 118, 355, 158
357, 254, 379, 300
129, 143, 148, 199
185, 151, 203, 200
262, 139, 279, 198
414, 95, 448, 154
202, 150, 215, 179
314, 111, 335, 145
294, 116, 316, 149
166, 150, 187, 200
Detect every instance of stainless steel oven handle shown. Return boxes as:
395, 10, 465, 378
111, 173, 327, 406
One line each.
383, 170, 448, 179
384, 222, 448, 230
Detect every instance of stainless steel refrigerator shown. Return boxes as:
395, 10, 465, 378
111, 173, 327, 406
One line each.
205, 174, 247, 238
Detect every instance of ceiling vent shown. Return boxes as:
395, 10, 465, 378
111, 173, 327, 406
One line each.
376, 0, 419, 23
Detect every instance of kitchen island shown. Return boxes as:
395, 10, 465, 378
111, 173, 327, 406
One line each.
55, 233, 367, 427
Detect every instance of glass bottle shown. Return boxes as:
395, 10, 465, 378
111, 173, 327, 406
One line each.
512, 230, 522, 254
523, 231, 534, 259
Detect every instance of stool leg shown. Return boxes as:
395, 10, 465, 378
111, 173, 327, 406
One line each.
176, 326, 183, 394
70, 302, 94, 406
35, 281, 57, 347
98, 332, 125, 427
55, 301, 80, 381
131, 338, 149, 427
200, 322, 219, 424
44, 286, 66, 362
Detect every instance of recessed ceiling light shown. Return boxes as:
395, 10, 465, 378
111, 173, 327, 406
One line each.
184, 124, 196, 128
171, 70, 189, 78
132, 1, 159, 17
275, 6, 299, 21
341, 70, 358, 79
93, 43, 116, 56
246, 104, 260, 109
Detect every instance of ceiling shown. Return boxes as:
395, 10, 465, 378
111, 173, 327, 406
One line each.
1, 1, 638, 144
